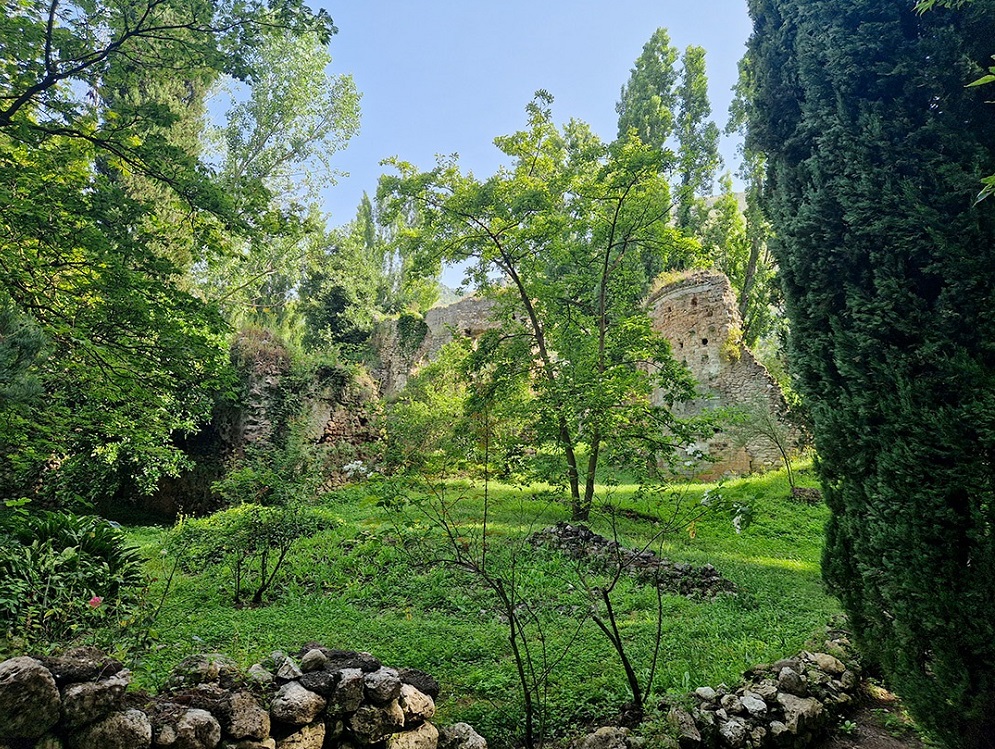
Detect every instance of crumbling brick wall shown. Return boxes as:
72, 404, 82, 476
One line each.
647, 270, 799, 479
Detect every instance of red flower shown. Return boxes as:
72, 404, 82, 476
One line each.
88, 596, 103, 608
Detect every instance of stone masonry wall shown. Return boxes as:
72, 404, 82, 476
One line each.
0, 646, 487, 749
371, 297, 499, 398
372, 274, 797, 479
647, 271, 798, 480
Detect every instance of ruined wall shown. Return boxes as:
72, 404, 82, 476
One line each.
647, 270, 798, 479
372, 274, 797, 480
371, 296, 499, 398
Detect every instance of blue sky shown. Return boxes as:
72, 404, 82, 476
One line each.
317, 1, 754, 227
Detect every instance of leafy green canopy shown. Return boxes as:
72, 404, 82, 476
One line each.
379, 93, 698, 521
748, 0, 995, 745
0, 0, 336, 504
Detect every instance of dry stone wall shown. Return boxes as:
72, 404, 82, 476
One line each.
646, 271, 799, 480
0, 646, 486, 749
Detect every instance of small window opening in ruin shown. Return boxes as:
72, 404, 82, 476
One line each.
463, 328, 472, 336
678, 341, 683, 349
691, 297, 698, 307
702, 338, 708, 345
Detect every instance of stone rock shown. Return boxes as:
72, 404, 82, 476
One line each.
719, 694, 743, 715
775, 693, 824, 735
364, 667, 402, 705
576, 726, 630, 749
274, 720, 325, 749
777, 667, 807, 697
754, 680, 778, 701
398, 669, 441, 700
173, 709, 222, 749
325, 717, 345, 742
330, 668, 365, 714
70, 708, 152, 749
387, 721, 439, 749
768, 721, 790, 743
349, 701, 405, 743
840, 670, 858, 690
221, 741, 276, 749
36, 736, 64, 749
170, 684, 229, 718
717, 717, 747, 748
275, 657, 303, 682
667, 707, 701, 749
227, 691, 270, 740
41, 648, 123, 686
168, 654, 238, 689
400, 684, 436, 726
296, 647, 381, 674
805, 669, 831, 687
247, 664, 274, 685
298, 670, 339, 698
739, 692, 767, 718
270, 683, 327, 726
0, 656, 61, 739
694, 686, 717, 702
437, 723, 487, 749
62, 670, 131, 728
299, 650, 327, 674
808, 652, 845, 676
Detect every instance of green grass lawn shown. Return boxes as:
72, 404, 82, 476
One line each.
123, 462, 840, 747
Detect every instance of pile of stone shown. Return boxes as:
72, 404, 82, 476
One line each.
0, 645, 487, 749
529, 522, 737, 598
665, 639, 860, 749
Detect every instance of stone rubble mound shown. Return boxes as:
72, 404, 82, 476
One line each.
529, 522, 737, 598
665, 636, 860, 749
571, 635, 861, 749
0, 645, 486, 749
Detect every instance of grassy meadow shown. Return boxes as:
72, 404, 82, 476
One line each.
124, 462, 840, 746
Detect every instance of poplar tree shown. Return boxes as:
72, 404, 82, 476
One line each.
748, 1, 995, 745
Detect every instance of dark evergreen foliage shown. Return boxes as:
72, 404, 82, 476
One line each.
747, 1, 995, 746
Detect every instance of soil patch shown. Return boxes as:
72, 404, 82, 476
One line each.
816, 682, 928, 749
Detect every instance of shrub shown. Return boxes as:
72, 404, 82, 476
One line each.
172, 503, 337, 605
0, 509, 146, 652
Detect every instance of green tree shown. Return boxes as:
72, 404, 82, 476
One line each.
616, 31, 721, 235
616, 28, 679, 152
0, 0, 336, 503
720, 54, 780, 346
748, 0, 995, 745
379, 94, 696, 521
673, 46, 721, 231
299, 193, 439, 352
197, 30, 361, 330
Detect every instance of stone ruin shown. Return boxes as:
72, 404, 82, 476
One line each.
370, 297, 499, 398
373, 271, 800, 480
0, 645, 486, 749
646, 270, 800, 480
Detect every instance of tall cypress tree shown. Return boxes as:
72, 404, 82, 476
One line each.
748, 1, 995, 746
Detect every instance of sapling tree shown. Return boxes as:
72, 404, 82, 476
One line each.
379, 93, 698, 521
